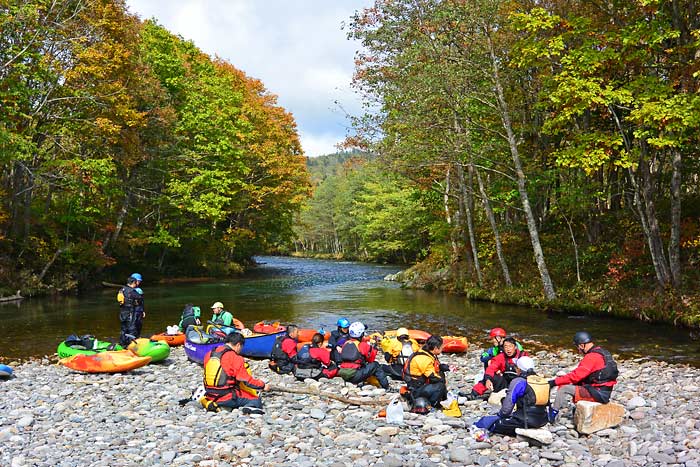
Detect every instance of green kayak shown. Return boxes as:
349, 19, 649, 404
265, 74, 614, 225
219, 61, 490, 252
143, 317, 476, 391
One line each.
127, 338, 170, 363
57, 336, 122, 359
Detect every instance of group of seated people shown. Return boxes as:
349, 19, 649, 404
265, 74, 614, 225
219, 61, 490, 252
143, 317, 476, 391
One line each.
198, 317, 619, 437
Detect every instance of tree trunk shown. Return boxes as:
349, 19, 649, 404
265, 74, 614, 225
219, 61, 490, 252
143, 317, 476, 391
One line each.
38, 246, 66, 282
628, 166, 670, 289
456, 162, 482, 286
668, 149, 682, 288
443, 166, 460, 264
475, 167, 512, 286
563, 215, 581, 283
485, 27, 556, 300
103, 193, 129, 254
639, 157, 672, 288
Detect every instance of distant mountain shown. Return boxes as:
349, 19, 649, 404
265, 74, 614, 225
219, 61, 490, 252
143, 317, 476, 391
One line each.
306, 150, 372, 184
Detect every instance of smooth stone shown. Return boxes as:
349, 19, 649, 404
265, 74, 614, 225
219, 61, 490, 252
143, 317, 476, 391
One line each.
540, 451, 564, 461
626, 396, 646, 409
375, 426, 399, 437
310, 409, 326, 420
515, 428, 553, 445
162, 452, 176, 463
381, 455, 405, 467
649, 451, 676, 464
16, 416, 34, 428
424, 434, 452, 446
449, 446, 472, 464
606, 461, 625, 467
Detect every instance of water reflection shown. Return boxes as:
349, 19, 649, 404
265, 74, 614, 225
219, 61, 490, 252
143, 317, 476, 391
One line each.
0, 256, 697, 365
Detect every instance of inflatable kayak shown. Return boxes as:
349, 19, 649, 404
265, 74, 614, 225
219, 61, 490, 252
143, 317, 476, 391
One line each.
61, 350, 151, 373
0, 364, 13, 378
57, 336, 122, 359
150, 332, 185, 346
441, 336, 469, 353
127, 338, 171, 363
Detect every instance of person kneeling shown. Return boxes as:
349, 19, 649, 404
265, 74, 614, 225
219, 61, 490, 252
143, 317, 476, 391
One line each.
202, 333, 270, 412
338, 322, 390, 390
269, 325, 299, 375
403, 335, 449, 409
294, 333, 338, 380
484, 356, 550, 436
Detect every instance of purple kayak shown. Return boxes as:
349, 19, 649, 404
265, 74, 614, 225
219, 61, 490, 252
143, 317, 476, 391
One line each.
184, 327, 285, 364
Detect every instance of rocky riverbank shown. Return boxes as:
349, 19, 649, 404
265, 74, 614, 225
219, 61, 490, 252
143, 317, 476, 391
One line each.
2, 345, 699, 467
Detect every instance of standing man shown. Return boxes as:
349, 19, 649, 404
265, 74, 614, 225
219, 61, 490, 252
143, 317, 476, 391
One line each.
548, 331, 619, 422
117, 273, 144, 346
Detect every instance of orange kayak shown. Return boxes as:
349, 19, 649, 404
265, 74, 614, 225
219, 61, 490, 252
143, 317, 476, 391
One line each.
382, 329, 431, 342
254, 321, 321, 343
150, 332, 186, 346
60, 350, 152, 373
441, 336, 469, 353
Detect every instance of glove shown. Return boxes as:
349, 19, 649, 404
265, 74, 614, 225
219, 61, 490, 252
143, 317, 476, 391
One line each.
439, 363, 450, 372
548, 379, 556, 388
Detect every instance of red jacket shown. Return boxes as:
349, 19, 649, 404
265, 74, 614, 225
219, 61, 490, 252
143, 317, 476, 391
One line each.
484, 349, 528, 380
339, 339, 378, 369
554, 348, 617, 388
204, 345, 265, 401
309, 346, 338, 378
281, 337, 298, 358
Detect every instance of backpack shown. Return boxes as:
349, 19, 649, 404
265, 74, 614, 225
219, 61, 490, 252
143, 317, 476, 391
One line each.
296, 344, 322, 369
293, 365, 324, 381
340, 340, 364, 364
526, 375, 552, 406
271, 335, 291, 363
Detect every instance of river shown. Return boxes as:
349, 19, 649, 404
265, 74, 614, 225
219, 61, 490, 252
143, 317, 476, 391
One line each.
1, 256, 698, 364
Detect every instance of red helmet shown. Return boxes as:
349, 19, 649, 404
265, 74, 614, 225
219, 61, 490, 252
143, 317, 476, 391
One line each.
489, 327, 507, 338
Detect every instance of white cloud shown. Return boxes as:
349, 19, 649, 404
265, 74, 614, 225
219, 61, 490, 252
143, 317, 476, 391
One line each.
126, 0, 371, 157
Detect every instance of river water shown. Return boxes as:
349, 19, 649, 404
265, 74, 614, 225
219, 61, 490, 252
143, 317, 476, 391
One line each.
1, 256, 698, 364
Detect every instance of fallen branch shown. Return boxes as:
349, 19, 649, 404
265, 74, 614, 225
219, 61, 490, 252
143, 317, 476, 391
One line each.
268, 384, 391, 407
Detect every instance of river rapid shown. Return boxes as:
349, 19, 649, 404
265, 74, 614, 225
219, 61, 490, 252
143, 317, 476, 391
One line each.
1, 256, 698, 364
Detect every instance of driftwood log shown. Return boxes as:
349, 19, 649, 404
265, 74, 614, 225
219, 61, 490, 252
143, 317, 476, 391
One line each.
268, 383, 391, 407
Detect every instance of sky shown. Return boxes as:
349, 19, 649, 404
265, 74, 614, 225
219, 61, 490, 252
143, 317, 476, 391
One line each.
125, 0, 372, 158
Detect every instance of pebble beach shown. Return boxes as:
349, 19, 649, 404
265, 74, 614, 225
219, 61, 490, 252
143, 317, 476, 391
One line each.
2, 344, 699, 467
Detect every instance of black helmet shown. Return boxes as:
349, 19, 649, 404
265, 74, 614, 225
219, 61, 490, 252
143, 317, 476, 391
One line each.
573, 331, 592, 345
410, 397, 431, 414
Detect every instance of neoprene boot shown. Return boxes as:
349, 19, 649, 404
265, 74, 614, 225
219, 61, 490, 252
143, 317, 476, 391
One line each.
458, 390, 481, 401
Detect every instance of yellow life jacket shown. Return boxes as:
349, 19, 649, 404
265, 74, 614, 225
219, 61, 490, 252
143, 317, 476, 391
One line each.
203, 347, 258, 397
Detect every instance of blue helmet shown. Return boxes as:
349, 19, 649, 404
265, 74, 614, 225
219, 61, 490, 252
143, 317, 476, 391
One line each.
337, 318, 350, 329
130, 273, 143, 282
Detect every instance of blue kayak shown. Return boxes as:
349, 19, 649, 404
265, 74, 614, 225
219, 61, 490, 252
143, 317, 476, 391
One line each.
184, 327, 285, 364
0, 364, 13, 378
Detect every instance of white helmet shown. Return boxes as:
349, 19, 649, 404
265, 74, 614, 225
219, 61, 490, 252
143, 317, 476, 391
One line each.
348, 321, 366, 338
516, 356, 535, 372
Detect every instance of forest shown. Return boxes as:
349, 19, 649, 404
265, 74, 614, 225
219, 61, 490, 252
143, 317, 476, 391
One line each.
0, 0, 309, 294
292, 0, 700, 327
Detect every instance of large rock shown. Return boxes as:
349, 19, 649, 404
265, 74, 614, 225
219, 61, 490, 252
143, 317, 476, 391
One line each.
574, 401, 625, 434
487, 389, 507, 407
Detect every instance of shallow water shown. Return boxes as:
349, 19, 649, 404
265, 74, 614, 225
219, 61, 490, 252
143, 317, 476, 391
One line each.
1, 256, 698, 364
